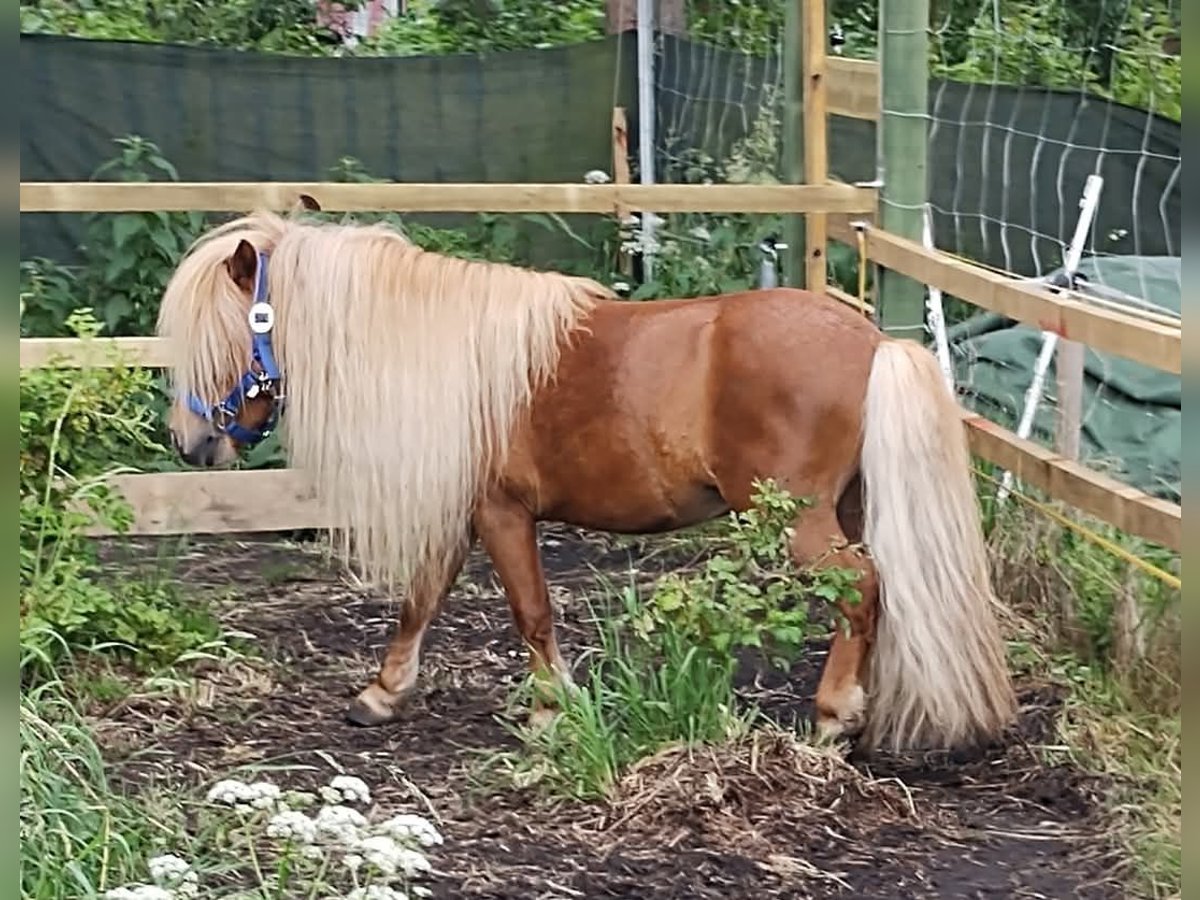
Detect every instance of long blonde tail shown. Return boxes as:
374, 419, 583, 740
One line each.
859, 339, 1017, 751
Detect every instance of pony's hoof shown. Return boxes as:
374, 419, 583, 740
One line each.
527, 706, 559, 733
344, 684, 409, 727
816, 714, 856, 743
815, 685, 867, 742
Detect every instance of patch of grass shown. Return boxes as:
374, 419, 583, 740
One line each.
20, 664, 180, 898
1045, 659, 1180, 898
489, 481, 855, 801
497, 585, 759, 800
980, 480, 1180, 899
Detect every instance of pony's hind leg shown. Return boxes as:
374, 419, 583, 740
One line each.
473, 490, 572, 727
345, 543, 470, 727
789, 501, 880, 741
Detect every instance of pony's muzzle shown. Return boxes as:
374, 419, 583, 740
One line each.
173, 427, 228, 468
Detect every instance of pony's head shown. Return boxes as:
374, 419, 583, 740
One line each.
157, 195, 321, 467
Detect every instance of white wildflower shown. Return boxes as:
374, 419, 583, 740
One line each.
583, 169, 611, 184
147, 853, 191, 883
147, 853, 198, 898
612, 280, 630, 293
315, 804, 368, 844
266, 809, 318, 844
247, 781, 282, 809
328, 774, 372, 805
206, 778, 252, 806
347, 887, 409, 900
375, 813, 443, 848
690, 225, 712, 242
343, 852, 363, 873
205, 778, 280, 811
105, 886, 175, 900
395, 846, 432, 878
355, 834, 432, 879
412, 888, 433, 898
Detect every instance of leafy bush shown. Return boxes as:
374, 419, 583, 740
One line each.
361, 0, 606, 56
627, 480, 858, 669
500, 481, 859, 800
21, 0, 345, 54
20, 137, 206, 338
20, 309, 219, 674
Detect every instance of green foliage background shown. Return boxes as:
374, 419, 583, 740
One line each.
20, 0, 1180, 118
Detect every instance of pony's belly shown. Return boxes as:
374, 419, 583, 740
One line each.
537, 481, 730, 536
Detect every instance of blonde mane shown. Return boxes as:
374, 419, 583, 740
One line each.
158, 211, 609, 591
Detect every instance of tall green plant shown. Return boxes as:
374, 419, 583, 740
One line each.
20, 137, 208, 338
499, 480, 858, 800
82, 137, 208, 336
20, 309, 218, 673
21, 673, 176, 899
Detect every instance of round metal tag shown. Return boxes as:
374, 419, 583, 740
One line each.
248, 301, 275, 334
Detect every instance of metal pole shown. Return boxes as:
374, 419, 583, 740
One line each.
636, 0, 657, 279
995, 174, 1104, 504
922, 206, 954, 392
877, 0, 930, 337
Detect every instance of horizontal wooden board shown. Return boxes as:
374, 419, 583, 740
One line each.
828, 58, 879, 121
962, 414, 1180, 551
81, 469, 329, 537
21, 337, 173, 369
826, 285, 875, 317
81, 415, 1180, 553
862, 227, 1181, 374
20, 181, 878, 214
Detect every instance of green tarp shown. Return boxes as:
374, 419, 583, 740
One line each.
949, 255, 1180, 503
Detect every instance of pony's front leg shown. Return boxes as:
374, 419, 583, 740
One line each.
345, 544, 470, 727
473, 490, 573, 728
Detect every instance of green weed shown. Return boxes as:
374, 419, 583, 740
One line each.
982, 482, 1180, 899
20, 666, 179, 899
491, 480, 857, 801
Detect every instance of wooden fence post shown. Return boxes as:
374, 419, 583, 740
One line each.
612, 106, 634, 278
802, 0, 828, 294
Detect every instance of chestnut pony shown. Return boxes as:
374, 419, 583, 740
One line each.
158, 199, 1016, 753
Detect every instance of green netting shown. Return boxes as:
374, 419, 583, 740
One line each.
21, 33, 1180, 280
949, 255, 1180, 503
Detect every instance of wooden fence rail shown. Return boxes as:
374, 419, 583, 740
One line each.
20, 181, 877, 215
827, 217, 1182, 375
75, 419, 1179, 551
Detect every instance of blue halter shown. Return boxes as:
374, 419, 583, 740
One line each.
186, 251, 283, 447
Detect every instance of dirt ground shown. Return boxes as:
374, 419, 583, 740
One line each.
94, 526, 1129, 899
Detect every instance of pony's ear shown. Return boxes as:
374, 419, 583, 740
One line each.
226, 239, 258, 293
296, 193, 322, 212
